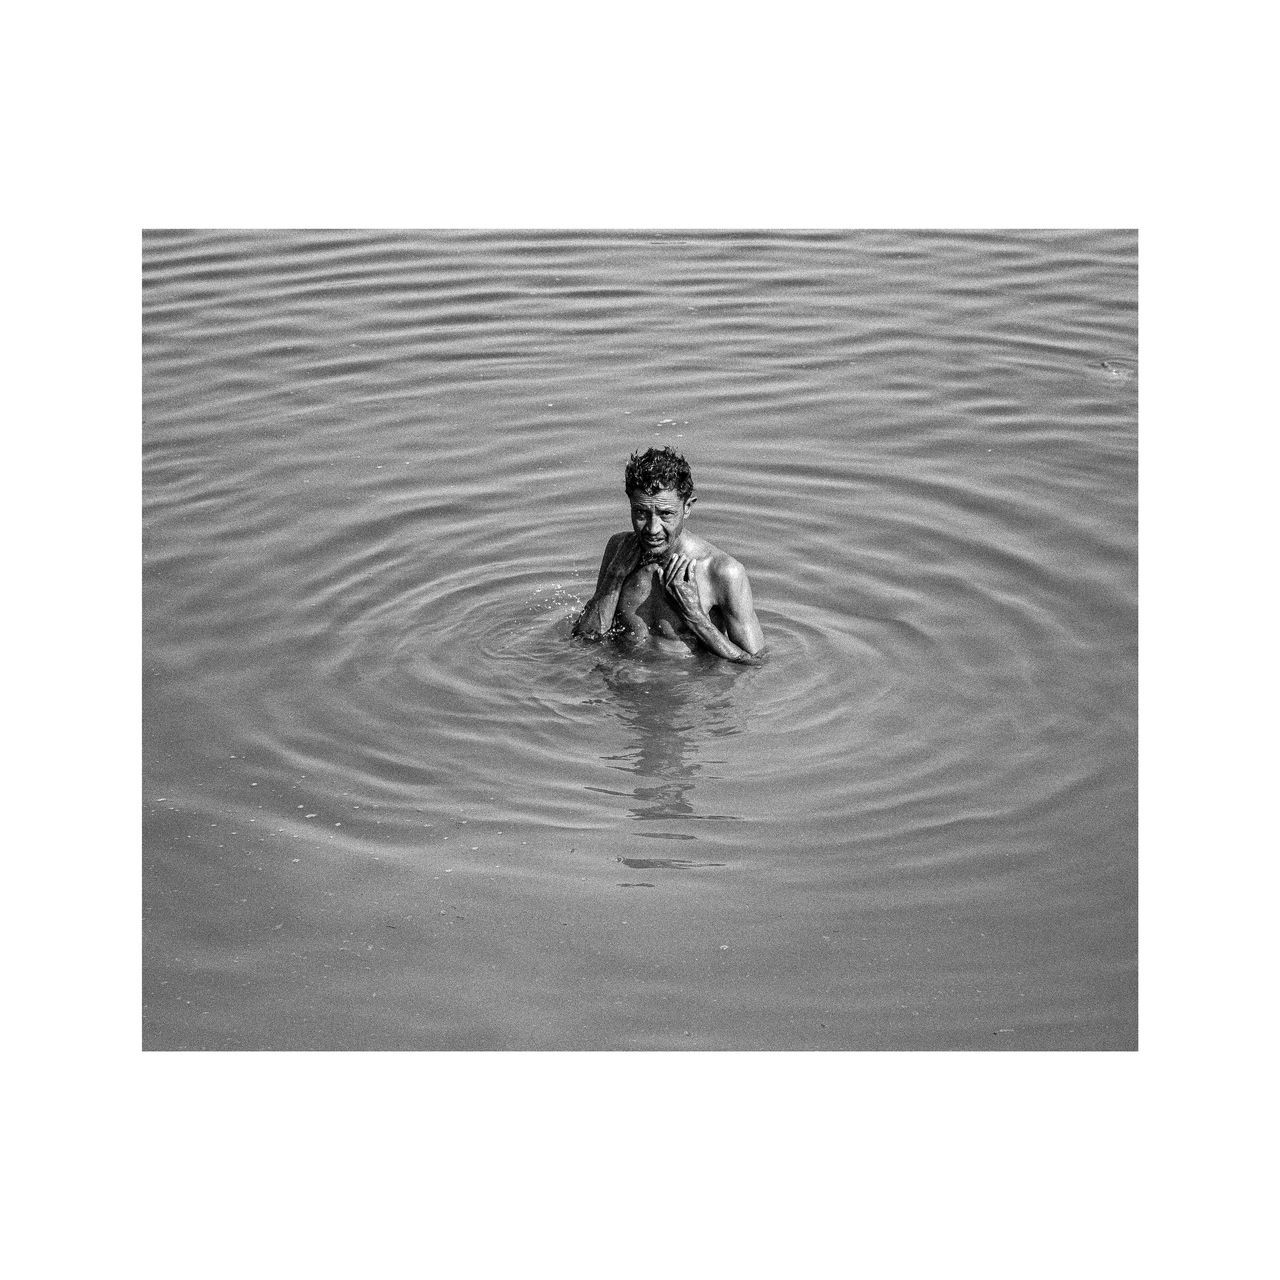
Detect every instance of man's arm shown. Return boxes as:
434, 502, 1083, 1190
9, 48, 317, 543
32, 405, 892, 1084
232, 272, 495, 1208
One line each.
661, 553, 764, 664
572, 532, 639, 637
713, 557, 765, 656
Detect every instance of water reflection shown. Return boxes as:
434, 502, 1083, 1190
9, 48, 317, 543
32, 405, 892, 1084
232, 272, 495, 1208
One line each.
587, 652, 750, 840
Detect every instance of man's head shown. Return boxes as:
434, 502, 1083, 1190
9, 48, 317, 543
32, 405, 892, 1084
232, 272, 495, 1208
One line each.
624, 446, 696, 561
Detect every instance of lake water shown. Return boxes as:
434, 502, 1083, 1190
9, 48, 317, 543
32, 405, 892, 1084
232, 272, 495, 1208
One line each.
142, 229, 1137, 1050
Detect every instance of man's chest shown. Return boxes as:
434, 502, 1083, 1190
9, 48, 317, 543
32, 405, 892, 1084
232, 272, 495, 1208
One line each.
617, 565, 667, 615
617, 566, 681, 630
616, 564, 709, 633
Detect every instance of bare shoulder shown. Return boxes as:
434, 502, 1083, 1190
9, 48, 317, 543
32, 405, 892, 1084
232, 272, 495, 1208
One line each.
585, 530, 635, 594
593, 529, 632, 564
701, 545, 754, 601
709, 551, 748, 579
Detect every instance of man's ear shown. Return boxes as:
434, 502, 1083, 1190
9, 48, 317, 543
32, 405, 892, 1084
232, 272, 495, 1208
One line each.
685, 494, 698, 515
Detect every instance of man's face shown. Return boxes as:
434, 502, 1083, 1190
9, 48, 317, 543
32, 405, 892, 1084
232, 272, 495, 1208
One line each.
628, 487, 695, 562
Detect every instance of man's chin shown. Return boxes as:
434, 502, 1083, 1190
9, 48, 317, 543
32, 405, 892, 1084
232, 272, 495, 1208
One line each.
640, 543, 667, 564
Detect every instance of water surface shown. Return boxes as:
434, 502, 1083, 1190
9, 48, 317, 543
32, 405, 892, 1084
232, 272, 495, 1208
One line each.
142, 229, 1137, 1049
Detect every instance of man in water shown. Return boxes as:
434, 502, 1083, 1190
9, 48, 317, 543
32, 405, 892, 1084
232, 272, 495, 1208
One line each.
573, 446, 764, 664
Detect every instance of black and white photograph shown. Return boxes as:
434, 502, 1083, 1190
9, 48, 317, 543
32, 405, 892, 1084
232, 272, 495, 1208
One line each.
14, 3, 1276, 1273
142, 228, 1138, 1051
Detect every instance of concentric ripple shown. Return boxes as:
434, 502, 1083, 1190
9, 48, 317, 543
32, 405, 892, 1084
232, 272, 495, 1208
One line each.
143, 229, 1138, 1049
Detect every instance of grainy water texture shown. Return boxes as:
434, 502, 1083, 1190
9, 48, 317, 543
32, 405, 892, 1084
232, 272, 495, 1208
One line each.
142, 230, 1137, 1050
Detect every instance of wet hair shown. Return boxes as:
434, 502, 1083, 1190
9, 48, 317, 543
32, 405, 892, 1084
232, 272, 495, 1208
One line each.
624, 445, 694, 500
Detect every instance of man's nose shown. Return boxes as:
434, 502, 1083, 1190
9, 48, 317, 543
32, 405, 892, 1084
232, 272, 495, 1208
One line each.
646, 514, 662, 532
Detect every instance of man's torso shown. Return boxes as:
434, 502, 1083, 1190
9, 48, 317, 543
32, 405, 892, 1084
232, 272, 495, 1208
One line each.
614, 544, 721, 644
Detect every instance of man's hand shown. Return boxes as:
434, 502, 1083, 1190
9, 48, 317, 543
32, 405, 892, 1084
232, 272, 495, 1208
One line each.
660, 552, 705, 621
